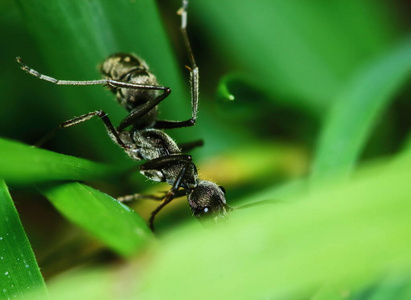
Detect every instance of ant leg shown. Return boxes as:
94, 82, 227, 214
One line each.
117, 87, 171, 131
17, 57, 169, 91
148, 161, 192, 231
178, 139, 204, 152
118, 189, 186, 202
152, 1, 199, 131
122, 0, 199, 132
17, 57, 173, 132
179, 0, 199, 123
140, 154, 192, 171
118, 194, 164, 202
35, 110, 127, 150
153, 119, 195, 129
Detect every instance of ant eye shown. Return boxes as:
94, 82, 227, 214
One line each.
219, 186, 226, 194
193, 206, 211, 219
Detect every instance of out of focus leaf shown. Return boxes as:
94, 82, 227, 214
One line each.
311, 36, 411, 182
215, 74, 318, 141
135, 154, 411, 299
348, 272, 411, 300
192, 0, 398, 112
43, 154, 411, 299
200, 142, 308, 187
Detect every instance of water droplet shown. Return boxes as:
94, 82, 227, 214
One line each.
0, 237, 3, 240
4, 272, 8, 275
0, 257, 3, 260
25, 265, 29, 268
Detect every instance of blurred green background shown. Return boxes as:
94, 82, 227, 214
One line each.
1, 0, 411, 299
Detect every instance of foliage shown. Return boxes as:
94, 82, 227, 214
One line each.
0, 0, 410, 299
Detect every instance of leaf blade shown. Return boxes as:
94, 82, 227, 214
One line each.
40, 182, 152, 257
0, 180, 48, 300
40, 154, 411, 299
0, 138, 125, 185
311, 36, 411, 182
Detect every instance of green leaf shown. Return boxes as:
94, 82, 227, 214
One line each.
311, 36, 411, 182
40, 182, 152, 257
0, 138, 125, 185
43, 154, 411, 299
0, 180, 48, 300
349, 272, 411, 300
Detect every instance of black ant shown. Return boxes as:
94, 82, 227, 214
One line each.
16, 0, 231, 231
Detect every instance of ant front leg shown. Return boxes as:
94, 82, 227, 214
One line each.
147, 160, 193, 231
35, 110, 128, 150
137, 155, 194, 231
118, 189, 186, 203
116, 86, 171, 131
118, 193, 164, 203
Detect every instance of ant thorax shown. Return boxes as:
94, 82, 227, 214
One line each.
119, 128, 198, 189
119, 129, 181, 161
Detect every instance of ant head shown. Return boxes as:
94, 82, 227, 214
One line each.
187, 180, 231, 222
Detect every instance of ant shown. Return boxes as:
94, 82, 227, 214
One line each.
16, 0, 231, 231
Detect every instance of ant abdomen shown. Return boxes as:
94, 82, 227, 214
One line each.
100, 53, 151, 82
100, 53, 159, 111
